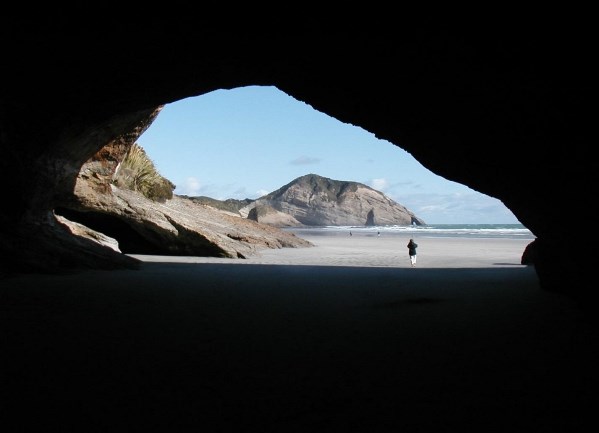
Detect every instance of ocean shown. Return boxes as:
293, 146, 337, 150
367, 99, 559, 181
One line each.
284, 223, 535, 240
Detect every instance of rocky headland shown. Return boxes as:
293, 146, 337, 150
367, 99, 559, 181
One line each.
245, 174, 425, 227
192, 174, 426, 228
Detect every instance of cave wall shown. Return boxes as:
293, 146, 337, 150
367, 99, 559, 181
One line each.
0, 27, 595, 296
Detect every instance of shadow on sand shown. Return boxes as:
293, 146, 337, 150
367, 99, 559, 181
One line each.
1, 263, 595, 431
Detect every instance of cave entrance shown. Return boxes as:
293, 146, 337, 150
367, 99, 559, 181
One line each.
136, 85, 518, 226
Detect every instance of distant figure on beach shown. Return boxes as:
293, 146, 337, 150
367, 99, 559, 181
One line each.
350, 231, 352, 237
377, 231, 380, 237
407, 238, 418, 267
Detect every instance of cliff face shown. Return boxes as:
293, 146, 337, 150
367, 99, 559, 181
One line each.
51, 110, 313, 262
59, 188, 312, 259
244, 174, 425, 227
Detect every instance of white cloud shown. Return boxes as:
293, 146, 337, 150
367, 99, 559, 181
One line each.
369, 178, 389, 192
255, 189, 270, 198
390, 192, 520, 224
175, 177, 202, 196
232, 186, 248, 196
290, 156, 320, 165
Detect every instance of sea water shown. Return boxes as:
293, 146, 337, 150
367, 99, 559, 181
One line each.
285, 223, 535, 240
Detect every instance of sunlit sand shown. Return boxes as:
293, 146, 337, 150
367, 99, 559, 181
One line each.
130, 234, 532, 269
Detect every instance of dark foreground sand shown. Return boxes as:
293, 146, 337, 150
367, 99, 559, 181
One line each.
1, 236, 596, 432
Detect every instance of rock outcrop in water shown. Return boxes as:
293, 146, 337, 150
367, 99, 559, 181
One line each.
241, 174, 425, 227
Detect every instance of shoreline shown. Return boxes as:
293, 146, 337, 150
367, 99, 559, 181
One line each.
128, 234, 533, 269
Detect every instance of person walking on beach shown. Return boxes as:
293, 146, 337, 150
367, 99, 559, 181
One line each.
407, 238, 418, 267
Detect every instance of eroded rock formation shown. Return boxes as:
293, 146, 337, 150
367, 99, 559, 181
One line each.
60, 187, 312, 259
247, 205, 304, 227
0, 27, 595, 297
244, 174, 424, 227
59, 111, 312, 259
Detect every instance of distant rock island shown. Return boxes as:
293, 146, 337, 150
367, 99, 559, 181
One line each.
191, 174, 426, 228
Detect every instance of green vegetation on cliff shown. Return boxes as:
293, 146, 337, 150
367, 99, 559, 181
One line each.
114, 143, 175, 203
188, 197, 253, 214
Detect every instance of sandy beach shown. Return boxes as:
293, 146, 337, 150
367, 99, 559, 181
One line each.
1, 235, 596, 432
130, 233, 534, 269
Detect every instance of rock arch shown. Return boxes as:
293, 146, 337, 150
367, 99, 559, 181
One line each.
0, 28, 594, 297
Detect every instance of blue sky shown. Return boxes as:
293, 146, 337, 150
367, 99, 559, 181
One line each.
137, 85, 520, 224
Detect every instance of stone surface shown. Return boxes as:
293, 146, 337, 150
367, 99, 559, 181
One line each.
247, 204, 304, 227
88, 187, 313, 258
521, 238, 538, 265
56, 214, 122, 253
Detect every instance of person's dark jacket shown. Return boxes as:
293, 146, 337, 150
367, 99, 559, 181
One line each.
407, 240, 418, 256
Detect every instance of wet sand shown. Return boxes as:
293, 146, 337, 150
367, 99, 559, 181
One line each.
130, 234, 535, 269
1, 236, 596, 432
